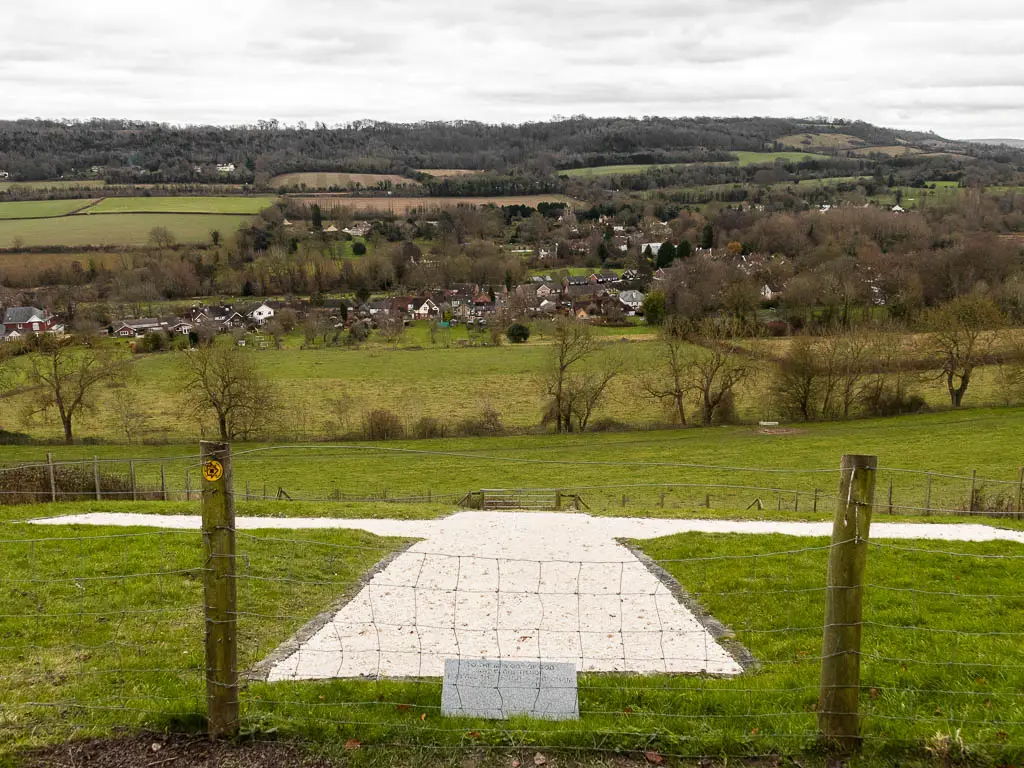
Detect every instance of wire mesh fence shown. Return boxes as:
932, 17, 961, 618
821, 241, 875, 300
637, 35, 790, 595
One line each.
2, 447, 1024, 762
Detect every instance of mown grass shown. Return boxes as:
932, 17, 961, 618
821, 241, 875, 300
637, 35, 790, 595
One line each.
560, 164, 683, 178
0, 180, 106, 192
2, 511, 1022, 764
5, 407, 1024, 519
0, 199, 98, 220
83, 196, 278, 215
0, 213, 254, 248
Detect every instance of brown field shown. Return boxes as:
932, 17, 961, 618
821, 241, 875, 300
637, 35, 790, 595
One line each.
270, 172, 416, 189
291, 195, 580, 215
0, 251, 123, 285
778, 132, 866, 150
414, 168, 485, 177
849, 145, 922, 157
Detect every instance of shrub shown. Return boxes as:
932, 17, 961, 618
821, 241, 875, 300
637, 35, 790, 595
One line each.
506, 323, 531, 343
456, 404, 504, 436
362, 409, 405, 441
412, 416, 447, 439
763, 320, 789, 337
352, 241, 367, 255
588, 417, 629, 432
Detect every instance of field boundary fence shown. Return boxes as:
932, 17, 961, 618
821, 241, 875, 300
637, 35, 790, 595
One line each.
1, 445, 1023, 519
4, 443, 1024, 761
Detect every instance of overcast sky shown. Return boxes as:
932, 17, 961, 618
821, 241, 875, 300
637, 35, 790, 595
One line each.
3, 0, 1022, 139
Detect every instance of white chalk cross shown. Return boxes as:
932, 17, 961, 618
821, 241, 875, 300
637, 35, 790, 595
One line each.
33, 511, 1024, 681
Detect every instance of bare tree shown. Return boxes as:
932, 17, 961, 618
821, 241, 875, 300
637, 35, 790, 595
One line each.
26, 337, 126, 444
686, 318, 752, 426
643, 317, 690, 425
773, 335, 821, 421
925, 295, 1004, 407
179, 345, 278, 440
377, 313, 406, 347
565, 365, 619, 432
108, 385, 152, 444
544, 317, 599, 433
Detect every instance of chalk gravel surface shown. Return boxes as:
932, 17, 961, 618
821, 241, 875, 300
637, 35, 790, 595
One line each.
32, 511, 1024, 680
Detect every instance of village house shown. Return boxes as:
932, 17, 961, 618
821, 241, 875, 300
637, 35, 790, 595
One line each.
112, 318, 168, 338
618, 290, 645, 313
216, 163, 236, 173
761, 284, 780, 302
2, 306, 58, 338
246, 302, 275, 325
410, 298, 440, 320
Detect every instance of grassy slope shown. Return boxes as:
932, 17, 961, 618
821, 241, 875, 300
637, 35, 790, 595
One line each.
6, 408, 1024, 517
0, 199, 98, 219
732, 151, 830, 166
1, 330, 1015, 444
83, 196, 278, 214
2, 505, 1022, 761
0, 213, 253, 247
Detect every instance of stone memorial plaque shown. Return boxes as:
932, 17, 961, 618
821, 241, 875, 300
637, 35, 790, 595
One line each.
441, 658, 579, 720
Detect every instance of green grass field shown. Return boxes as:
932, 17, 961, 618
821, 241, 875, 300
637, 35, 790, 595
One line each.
560, 163, 683, 178
2, 483, 1023, 762
82, 196, 278, 215
732, 151, 830, 166
0, 213, 254, 247
5, 407, 1024, 518
0, 179, 106, 192
0, 198, 98, 219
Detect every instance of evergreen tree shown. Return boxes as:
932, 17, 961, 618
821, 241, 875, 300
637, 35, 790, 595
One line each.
678, 240, 692, 259
700, 223, 714, 249
311, 204, 323, 231
656, 241, 677, 268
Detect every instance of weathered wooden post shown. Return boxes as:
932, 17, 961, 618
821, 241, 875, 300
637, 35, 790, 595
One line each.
46, 452, 56, 503
813, 489, 819, 513
1017, 467, 1024, 517
970, 469, 978, 512
185, 471, 192, 502
818, 454, 876, 754
129, 460, 137, 502
887, 478, 893, 515
200, 441, 238, 738
554, 490, 562, 510
94, 456, 101, 501
160, 464, 167, 501
924, 473, 932, 515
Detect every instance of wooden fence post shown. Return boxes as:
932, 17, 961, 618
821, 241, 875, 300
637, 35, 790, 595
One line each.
970, 469, 978, 512
813, 489, 819, 513
185, 471, 191, 502
94, 456, 101, 501
555, 490, 562, 510
924, 473, 932, 515
818, 454, 876, 754
129, 460, 137, 502
46, 452, 56, 503
887, 478, 893, 515
200, 440, 238, 739
1017, 467, 1024, 517
160, 464, 167, 501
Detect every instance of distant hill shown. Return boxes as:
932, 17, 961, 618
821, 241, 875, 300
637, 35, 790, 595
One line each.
966, 138, 1024, 148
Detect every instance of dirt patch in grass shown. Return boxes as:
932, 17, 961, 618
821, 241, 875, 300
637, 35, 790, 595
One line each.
17, 732, 332, 768
16, 733, 799, 768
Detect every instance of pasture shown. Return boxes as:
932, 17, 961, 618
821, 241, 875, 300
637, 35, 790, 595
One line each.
0, 179, 106, 192
777, 132, 866, 150
560, 163, 682, 178
291, 194, 579, 215
731, 150, 830, 166
270, 172, 413, 189
81, 195, 277, 215
0, 198, 98, 219
0, 213, 253, 248
0, 318, 1019, 473
414, 168, 484, 177
849, 145, 922, 157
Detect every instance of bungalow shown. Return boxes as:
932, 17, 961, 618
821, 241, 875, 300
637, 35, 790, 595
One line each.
112, 318, 168, 338
3, 307, 56, 335
216, 163, 236, 173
